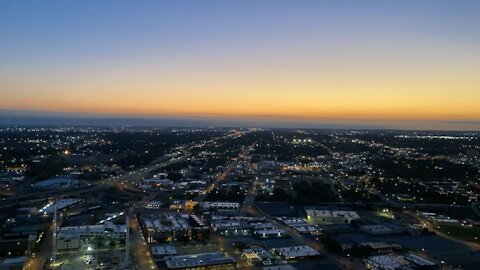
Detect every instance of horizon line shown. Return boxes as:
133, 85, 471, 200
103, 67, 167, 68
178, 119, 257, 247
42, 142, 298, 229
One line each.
1, 109, 480, 132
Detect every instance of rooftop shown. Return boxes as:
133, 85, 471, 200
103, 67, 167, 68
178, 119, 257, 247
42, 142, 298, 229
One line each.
58, 222, 126, 239
151, 245, 178, 256
403, 254, 437, 266
365, 255, 412, 270
40, 198, 81, 213
143, 214, 191, 231
275, 245, 320, 259
305, 208, 360, 219
33, 177, 78, 188
165, 252, 236, 269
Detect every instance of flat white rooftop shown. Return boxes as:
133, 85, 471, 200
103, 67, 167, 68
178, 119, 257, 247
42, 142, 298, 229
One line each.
305, 208, 360, 219
366, 255, 412, 270
58, 222, 126, 239
165, 252, 235, 269
275, 245, 320, 259
40, 198, 81, 213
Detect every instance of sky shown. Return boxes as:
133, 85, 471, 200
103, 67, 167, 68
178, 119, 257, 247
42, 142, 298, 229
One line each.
1, 0, 480, 130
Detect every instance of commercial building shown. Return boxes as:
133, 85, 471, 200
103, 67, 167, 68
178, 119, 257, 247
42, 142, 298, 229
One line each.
364, 254, 438, 270
202, 202, 240, 211
169, 200, 186, 211
277, 217, 322, 235
140, 214, 192, 243
403, 254, 438, 270
140, 178, 173, 189
151, 245, 178, 260
365, 255, 412, 270
253, 229, 289, 239
189, 214, 210, 241
211, 216, 272, 237
273, 246, 320, 260
39, 198, 81, 214
420, 212, 460, 226
211, 219, 250, 237
56, 222, 126, 251
359, 242, 402, 255
164, 252, 236, 269
32, 177, 79, 190
242, 247, 275, 265
360, 225, 397, 236
146, 201, 162, 209
305, 207, 360, 224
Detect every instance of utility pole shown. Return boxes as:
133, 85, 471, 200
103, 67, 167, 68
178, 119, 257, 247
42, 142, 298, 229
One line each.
52, 198, 57, 263
125, 210, 130, 267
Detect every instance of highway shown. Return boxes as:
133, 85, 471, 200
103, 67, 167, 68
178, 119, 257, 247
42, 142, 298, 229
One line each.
3, 130, 246, 208
1, 153, 191, 209
19, 130, 247, 270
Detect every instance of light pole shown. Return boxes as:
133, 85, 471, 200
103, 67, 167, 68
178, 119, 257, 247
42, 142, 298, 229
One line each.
52, 198, 58, 263
125, 208, 130, 267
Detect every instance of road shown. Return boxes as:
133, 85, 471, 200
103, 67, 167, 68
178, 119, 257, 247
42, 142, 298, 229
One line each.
1, 153, 191, 209
192, 161, 238, 203
5, 131, 246, 209
24, 225, 52, 270
124, 132, 249, 269
210, 233, 255, 270
245, 205, 365, 270
20, 154, 189, 270
128, 210, 157, 270
21, 130, 246, 270
403, 210, 480, 250
24, 213, 64, 270
232, 142, 364, 270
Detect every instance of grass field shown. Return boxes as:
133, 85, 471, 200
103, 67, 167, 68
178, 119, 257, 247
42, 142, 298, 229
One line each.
437, 225, 480, 243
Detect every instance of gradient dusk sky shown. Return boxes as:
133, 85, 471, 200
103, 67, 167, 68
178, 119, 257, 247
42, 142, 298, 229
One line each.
1, 0, 480, 130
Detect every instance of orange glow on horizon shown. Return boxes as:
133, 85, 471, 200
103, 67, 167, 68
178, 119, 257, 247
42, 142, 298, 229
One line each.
3, 100, 480, 123
2, 49, 479, 123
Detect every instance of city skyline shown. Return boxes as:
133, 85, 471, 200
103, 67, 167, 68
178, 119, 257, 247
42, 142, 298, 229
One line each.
1, 0, 480, 130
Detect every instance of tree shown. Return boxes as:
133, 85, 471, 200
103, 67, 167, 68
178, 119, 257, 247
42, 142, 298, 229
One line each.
321, 236, 342, 254
350, 245, 372, 257
192, 204, 201, 214
271, 187, 291, 202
